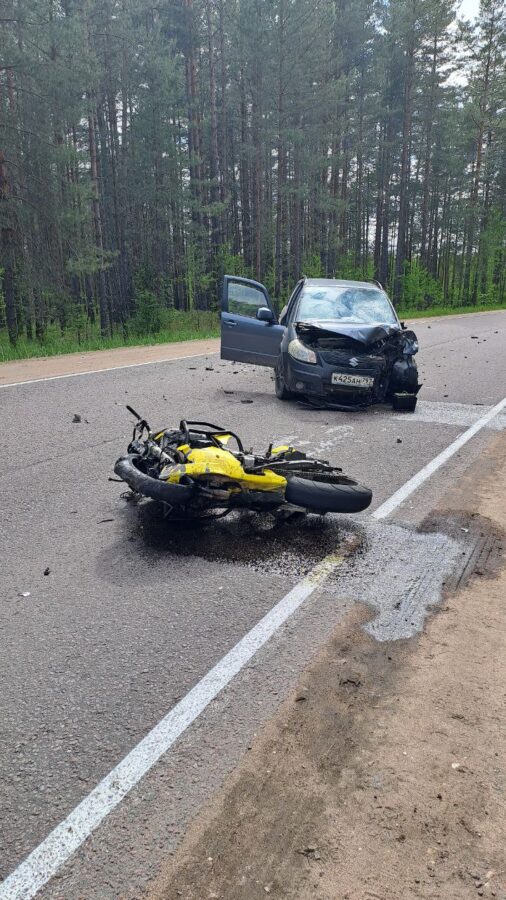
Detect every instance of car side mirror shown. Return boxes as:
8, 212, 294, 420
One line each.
400, 320, 406, 329
257, 307, 275, 323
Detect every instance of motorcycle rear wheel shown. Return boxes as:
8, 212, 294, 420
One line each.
285, 475, 372, 513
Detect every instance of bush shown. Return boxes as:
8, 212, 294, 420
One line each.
301, 252, 324, 278
401, 261, 443, 309
131, 289, 163, 334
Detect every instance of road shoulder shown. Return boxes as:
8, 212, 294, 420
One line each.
149, 433, 506, 900
0, 337, 219, 385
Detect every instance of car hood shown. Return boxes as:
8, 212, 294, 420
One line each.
295, 320, 401, 346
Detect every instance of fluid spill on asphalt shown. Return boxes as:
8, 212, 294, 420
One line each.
130, 500, 367, 579
356, 523, 461, 641
120, 502, 496, 643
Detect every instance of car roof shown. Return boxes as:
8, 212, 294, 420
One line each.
302, 278, 383, 290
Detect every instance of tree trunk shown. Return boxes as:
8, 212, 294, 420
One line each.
205, 0, 222, 249
0, 151, 18, 345
393, 13, 416, 306
88, 104, 109, 336
274, 0, 286, 298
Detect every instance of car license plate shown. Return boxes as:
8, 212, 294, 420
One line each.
331, 372, 374, 388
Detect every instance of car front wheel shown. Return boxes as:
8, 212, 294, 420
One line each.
274, 359, 294, 401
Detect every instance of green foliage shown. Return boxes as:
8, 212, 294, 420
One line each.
335, 255, 375, 282
66, 247, 118, 278
397, 302, 506, 319
131, 289, 164, 335
215, 247, 251, 280
400, 261, 444, 309
0, 311, 219, 362
301, 253, 325, 278
262, 267, 276, 298
1, 0, 504, 356
0, 268, 4, 328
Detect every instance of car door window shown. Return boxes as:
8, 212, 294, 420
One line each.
228, 282, 267, 317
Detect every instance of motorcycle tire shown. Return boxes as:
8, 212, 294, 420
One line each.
114, 455, 195, 504
285, 475, 372, 514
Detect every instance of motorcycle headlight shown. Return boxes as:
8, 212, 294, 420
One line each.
288, 339, 317, 365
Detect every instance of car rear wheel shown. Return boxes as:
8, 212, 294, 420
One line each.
274, 360, 294, 401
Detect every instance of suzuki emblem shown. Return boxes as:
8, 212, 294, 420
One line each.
349, 357, 359, 367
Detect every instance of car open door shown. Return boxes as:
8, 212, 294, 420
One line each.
221, 275, 285, 367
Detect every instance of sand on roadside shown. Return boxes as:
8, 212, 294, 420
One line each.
149, 433, 506, 900
0, 338, 220, 386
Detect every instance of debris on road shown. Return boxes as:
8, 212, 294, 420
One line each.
295, 691, 308, 702
72, 413, 81, 423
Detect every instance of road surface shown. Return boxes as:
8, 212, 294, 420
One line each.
0, 311, 505, 898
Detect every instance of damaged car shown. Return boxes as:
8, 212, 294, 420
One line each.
220, 276, 421, 410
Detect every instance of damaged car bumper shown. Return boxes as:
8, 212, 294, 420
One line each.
282, 323, 421, 409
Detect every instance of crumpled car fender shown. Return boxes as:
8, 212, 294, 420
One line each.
390, 357, 420, 394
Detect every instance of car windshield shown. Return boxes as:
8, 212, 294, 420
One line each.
296, 286, 397, 325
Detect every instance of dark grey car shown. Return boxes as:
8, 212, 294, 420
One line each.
220, 276, 421, 410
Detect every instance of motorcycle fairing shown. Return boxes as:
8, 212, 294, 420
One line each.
160, 444, 288, 493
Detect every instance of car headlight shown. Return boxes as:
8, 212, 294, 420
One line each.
403, 339, 419, 356
288, 339, 317, 364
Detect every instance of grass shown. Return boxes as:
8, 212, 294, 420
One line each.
397, 301, 506, 320
0, 311, 219, 363
0, 302, 504, 363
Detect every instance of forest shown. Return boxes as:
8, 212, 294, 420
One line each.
0, 0, 505, 356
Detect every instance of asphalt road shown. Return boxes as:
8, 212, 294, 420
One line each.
0, 311, 505, 898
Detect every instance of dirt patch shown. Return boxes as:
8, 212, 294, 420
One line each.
421, 510, 504, 593
149, 434, 506, 900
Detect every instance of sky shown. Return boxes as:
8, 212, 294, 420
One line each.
458, 0, 480, 20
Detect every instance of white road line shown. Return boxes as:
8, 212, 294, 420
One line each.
393, 400, 506, 431
372, 395, 506, 520
0, 350, 216, 389
0, 554, 345, 900
1, 395, 505, 900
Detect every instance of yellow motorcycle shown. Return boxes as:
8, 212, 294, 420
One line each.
114, 406, 372, 520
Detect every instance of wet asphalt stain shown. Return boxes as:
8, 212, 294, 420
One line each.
129, 500, 366, 578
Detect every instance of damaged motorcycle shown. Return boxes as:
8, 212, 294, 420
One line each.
113, 406, 372, 520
